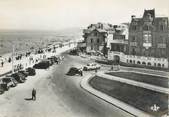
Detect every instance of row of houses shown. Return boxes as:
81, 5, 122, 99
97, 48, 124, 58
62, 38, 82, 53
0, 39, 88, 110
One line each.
82, 9, 169, 69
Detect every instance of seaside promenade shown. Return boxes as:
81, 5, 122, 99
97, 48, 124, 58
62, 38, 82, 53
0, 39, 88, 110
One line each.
0, 41, 77, 78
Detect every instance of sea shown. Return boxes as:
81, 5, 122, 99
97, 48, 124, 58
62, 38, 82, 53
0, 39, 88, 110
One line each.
0, 28, 83, 56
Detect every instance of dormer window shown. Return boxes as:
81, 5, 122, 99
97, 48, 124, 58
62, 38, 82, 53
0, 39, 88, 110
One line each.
132, 25, 137, 31
146, 13, 153, 22
94, 32, 97, 36
143, 25, 150, 31
160, 25, 164, 31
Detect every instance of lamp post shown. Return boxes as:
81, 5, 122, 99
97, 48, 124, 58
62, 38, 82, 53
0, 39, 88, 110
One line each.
12, 44, 15, 73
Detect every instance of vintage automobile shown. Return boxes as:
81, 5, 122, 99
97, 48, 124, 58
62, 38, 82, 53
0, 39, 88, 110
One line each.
0, 84, 5, 94
10, 73, 26, 83
26, 67, 36, 76
0, 77, 17, 87
33, 60, 51, 69
18, 70, 29, 77
69, 49, 80, 56
0, 81, 10, 91
67, 67, 83, 76
83, 63, 101, 71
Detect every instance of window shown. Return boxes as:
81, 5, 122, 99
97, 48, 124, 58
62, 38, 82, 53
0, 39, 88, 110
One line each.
131, 48, 136, 55
162, 64, 165, 68
137, 61, 141, 64
129, 60, 132, 63
133, 60, 135, 64
97, 38, 99, 43
132, 25, 136, 30
143, 25, 149, 31
91, 38, 93, 43
154, 63, 156, 66
91, 45, 93, 50
94, 32, 97, 36
142, 62, 146, 65
147, 62, 151, 66
162, 38, 166, 43
132, 36, 136, 42
160, 25, 164, 31
143, 33, 152, 49
158, 63, 161, 67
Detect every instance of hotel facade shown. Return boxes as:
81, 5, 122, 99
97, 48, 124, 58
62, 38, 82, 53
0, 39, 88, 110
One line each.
108, 9, 169, 68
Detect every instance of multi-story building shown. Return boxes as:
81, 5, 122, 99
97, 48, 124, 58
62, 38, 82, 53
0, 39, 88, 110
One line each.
83, 23, 114, 55
107, 24, 129, 63
108, 9, 169, 68
127, 9, 169, 68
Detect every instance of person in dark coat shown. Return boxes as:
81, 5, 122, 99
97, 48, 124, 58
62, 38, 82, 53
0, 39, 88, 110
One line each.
32, 88, 36, 100
8, 57, 11, 63
80, 70, 83, 76
1, 61, 4, 67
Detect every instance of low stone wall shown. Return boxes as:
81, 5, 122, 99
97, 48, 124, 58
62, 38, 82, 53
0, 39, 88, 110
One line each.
108, 51, 169, 69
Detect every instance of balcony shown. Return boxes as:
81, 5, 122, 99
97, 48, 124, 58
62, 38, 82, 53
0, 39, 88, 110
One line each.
130, 42, 137, 46
157, 43, 166, 48
109, 39, 128, 44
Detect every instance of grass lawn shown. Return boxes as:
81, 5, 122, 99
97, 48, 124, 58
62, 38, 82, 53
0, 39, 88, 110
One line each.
89, 76, 168, 116
106, 72, 169, 88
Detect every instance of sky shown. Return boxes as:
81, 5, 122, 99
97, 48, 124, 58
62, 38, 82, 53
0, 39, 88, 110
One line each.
0, 0, 169, 30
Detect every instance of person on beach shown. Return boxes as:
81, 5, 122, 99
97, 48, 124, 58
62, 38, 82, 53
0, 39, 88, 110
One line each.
32, 88, 36, 101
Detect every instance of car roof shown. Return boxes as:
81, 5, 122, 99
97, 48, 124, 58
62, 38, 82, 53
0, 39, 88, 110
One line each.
88, 63, 96, 65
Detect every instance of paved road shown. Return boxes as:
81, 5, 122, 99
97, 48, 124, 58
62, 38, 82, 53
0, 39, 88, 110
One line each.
49, 53, 134, 117
0, 53, 134, 117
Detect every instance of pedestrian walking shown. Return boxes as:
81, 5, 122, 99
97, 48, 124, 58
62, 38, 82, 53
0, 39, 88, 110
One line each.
80, 70, 83, 76
1, 61, 4, 67
8, 57, 11, 63
32, 88, 36, 101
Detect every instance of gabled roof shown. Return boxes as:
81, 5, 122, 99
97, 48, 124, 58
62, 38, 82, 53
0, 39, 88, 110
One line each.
143, 9, 155, 18
96, 29, 107, 33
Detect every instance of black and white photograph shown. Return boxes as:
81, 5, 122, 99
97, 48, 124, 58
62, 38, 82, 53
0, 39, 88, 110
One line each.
0, 0, 169, 117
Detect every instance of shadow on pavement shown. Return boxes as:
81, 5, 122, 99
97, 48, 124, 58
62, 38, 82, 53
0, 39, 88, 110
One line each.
24, 97, 33, 101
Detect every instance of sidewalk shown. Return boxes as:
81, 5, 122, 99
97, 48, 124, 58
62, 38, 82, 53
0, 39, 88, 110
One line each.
0, 43, 76, 78
80, 74, 153, 117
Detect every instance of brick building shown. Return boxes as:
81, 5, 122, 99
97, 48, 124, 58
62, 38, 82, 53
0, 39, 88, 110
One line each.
127, 9, 169, 68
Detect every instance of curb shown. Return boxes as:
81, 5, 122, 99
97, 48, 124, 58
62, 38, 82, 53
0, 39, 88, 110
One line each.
80, 74, 153, 117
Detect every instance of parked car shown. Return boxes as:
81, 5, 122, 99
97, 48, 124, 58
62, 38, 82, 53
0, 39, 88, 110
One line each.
0, 77, 17, 87
0, 85, 5, 94
67, 67, 83, 76
69, 49, 80, 56
18, 70, 29, 77
0, 82, 10, 91
33, 60, 51, 69
10, 73, 26, 83
83, 63, 101, 71
25, 67, 36, 76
